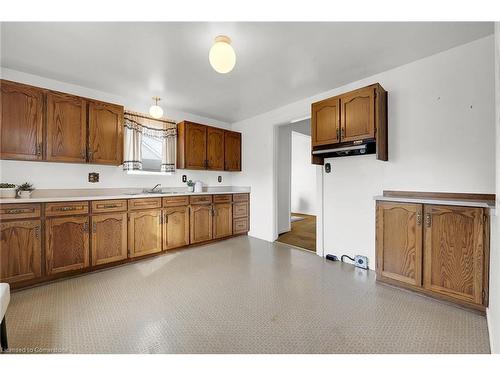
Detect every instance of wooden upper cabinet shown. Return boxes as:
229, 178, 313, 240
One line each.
213, 202, 233, 239
128, 210, 162, 258
163, 206, 190, 250
91, 213, 128, 266
180, 121, 207, 169
0, 219, 42, 283
311, 97, 340, 147
206, 127, 224, 170
376, 201, 423, 287
45, 215, 90, 275
423, 205, 485, 305
340, 86, 375, 142
224, 130, 241, 171
46, 91, 87, 162
190, 204, 213, 244
0, 80, 44, 160
88, 101, 124, 165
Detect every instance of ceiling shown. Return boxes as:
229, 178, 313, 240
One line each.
1, 22, 493, 123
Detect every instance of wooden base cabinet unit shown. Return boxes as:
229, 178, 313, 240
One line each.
0, 193, 249, 289
0, 220, 42, 283
190, 204, 213, 244
91, 213, 128, 266
46, 216, 90, 275
163, 206, 190, 250
128, 209, 162, 258
376, 197, 490, 311
376, 202, 422, 287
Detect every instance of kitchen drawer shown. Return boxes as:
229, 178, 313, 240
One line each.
233, 202, 248, 218
45, 201, 89, 216
190, 195, 213, 205
163, 196, 189, 207
0, 203, 41, 220
233, 193, 249, 202
91, 199, 127, 213
213, 194, 232, 203
129, 198, 162, 210
233, 217, 249, 234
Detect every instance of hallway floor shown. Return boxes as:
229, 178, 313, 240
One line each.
276, 213, 316, 251
5, 236, 489, 353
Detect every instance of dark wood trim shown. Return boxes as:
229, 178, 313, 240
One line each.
382, 190, 495, 202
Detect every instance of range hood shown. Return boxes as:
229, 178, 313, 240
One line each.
312, 140, 376, 158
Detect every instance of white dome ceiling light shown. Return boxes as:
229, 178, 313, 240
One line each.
209, 35, 236, 74
149, 96, 164, 119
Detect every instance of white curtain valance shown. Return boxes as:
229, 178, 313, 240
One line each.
123, 112, 177, 172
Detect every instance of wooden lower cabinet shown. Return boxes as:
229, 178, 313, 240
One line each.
91, 213, 128, 266
190, 204, 213, 244
0, 219, 42, 283
376, 200, 488, 310
128, 210, 162, 257
423, 205, 485, 305
213, 203, 232, 239
376, 202, 422, 286
163, 206, 190, 250
46, 215, 89, 275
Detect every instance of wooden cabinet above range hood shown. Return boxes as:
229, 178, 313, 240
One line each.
311, 83, 387, 164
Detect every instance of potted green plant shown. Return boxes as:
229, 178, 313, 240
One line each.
186, 179, 195, 192
0, 183, 17, 198
17, 182, 34, 199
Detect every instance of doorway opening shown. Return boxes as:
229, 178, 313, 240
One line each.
275, 120, 319, 252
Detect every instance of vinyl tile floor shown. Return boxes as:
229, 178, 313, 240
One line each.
5, 236, 490, 353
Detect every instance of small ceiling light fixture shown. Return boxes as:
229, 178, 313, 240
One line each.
209, 35, 236, 74
149, 96, 164, 119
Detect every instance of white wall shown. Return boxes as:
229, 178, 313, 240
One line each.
291, 131, 316, 215
0, 68, 233, 189
487, 23, 500, 354
232, 36, 495, 267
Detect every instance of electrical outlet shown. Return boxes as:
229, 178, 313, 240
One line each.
88, 172, 99, 183
182, 175, 187, 183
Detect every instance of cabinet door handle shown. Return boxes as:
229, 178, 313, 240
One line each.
88, 148, 93, 161
92, 223, 97, 233
416, 212, 422, 226
425, 213, 432, 228
5, 209, 28, 214
336, 128, 340, 139
83, 222, 89, 232
57, 206, 77, 211
103, 204, 119, 209
164, 213, 168, 224
35, 226, 40, 239
36, 143, 42, 156
341, 128, 345, 139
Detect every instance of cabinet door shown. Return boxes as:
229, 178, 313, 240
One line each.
340, 86, 375, 142
190, 204, 213, 244
163, 206, 189, 250
46, 216, 89, 275
423, 205, 484, 305
311, 97, 340, 147
46, 92, 87, 162
0, 80, 44, 160
128, 210, 162, 258
91, 213, 127, 266
185, 122, 207, 169
224, 130, 241, 171
213, 203, 233, 239
206, 127, 224, 170
376, 202, 423, 286
88, 101, 124, 165
0, 220, 42, 283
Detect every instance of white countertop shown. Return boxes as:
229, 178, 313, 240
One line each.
0, 186, 250, 204
373, 195, 495, 209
